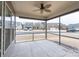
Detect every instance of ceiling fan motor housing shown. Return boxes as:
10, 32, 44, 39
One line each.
40, 3, 45, 9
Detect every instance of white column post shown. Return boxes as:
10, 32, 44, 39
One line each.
45, 21, 47, 40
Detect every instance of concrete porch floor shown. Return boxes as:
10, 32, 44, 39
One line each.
4, 40, 79, 57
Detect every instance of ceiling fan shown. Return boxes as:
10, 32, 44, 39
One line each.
33, 2, 51, 14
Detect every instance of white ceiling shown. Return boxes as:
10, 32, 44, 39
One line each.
11, 1, 79, 20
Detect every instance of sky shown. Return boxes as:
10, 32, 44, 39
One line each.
16, 17, 45, 24
16, 11, 79, 25
47, 11, 79, 25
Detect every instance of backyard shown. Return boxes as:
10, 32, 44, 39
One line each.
16, 30, 79, 50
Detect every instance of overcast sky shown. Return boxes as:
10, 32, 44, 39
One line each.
48, 11, 79, 25
16, 17, 45, 23
16, 11, 79, 25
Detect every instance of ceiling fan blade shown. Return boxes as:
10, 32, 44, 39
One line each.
33, 9, 40, 11
45, 4, 51, 8
44, 9, 51, 12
